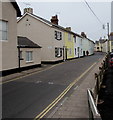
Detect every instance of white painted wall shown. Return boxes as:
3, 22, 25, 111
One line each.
74, 36, 83, 58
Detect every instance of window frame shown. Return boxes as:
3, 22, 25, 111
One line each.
55, 31, 62, 40
68, 33, 71, 41
0, 20, 8, 41
55, 47, 62, 58
26, 51, 33, 62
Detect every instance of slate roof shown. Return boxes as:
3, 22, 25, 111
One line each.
18, 12, 94, 43
17, 36, 41, 48
18, 12, 82, 38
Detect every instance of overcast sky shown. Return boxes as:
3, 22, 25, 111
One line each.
17, 0, 112, 42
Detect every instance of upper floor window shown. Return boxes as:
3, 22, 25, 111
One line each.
68, 33, 71, 41
74, 36, 76, 43
0, 20, 8, 41
55, 31, 62, 40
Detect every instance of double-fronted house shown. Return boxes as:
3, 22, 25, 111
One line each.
17, 8, 65, 63
0, 0, 21, 75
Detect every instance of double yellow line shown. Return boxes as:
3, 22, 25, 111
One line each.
34, 62, 97, 120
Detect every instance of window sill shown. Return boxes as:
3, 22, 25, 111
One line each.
26, 61, 34, 64
0, 40, 8, 42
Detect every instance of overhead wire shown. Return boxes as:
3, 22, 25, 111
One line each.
84, 0, 103, 25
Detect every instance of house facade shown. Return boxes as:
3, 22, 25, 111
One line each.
109, 32, 113, 52
64, 27, 75, 60
74, 35, 83, 58
81, 32, 95, 56
17, 10, 65, 63
95, 39, 108, 53
0, 0, 21, 75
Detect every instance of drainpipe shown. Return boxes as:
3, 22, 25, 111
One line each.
17, 47, 21, 72
63, 46, 66, 61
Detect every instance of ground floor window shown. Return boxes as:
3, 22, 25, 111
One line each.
112, 42, 113, 46
26, 51, 33, 62
69, 48, 72, 55
55, 48, 62, 58
75, 48, 76, 55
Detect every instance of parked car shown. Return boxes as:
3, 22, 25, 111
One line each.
109, 58, 113, 67
110, 52, 113, 58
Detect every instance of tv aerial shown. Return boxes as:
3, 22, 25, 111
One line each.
23, 2, 31, 8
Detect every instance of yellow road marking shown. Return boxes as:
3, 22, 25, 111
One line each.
34, 62, 97, 120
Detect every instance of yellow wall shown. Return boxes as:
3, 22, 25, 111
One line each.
64, 32, 74, 59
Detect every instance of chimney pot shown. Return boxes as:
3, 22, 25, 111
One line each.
24, 8, 33, 14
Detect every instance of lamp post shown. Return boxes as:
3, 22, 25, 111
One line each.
107, 23, 110, 53
103, 23, 110, 53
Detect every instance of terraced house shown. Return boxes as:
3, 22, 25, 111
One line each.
0, 0, 21, 75
64, 27, 75, 60
17, 8, 65, 63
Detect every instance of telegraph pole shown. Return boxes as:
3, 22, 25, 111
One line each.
107, 22, 110, 53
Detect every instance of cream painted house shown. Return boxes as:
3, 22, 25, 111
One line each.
95, 39, 108, 53
17, 9, 65, 63
0, 0, 21, 75
17, 36, 41, 70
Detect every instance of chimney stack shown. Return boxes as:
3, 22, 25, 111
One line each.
51, 15, 59, 25
24, 8, 33, 14
81, 32, 87, 38
66, 27, 71, 31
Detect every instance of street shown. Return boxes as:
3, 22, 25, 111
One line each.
2, 52, 105, 119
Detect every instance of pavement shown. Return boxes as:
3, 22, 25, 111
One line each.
47, 56, 105, 119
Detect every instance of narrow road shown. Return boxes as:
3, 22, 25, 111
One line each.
2, 52, 105, 119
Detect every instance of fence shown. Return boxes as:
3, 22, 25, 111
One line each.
87, 54, 108, 120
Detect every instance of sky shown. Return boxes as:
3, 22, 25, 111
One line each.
17, 0, 112, 42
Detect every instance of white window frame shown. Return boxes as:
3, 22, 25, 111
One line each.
26, 51, 33, 62
0, 20, 8, 41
